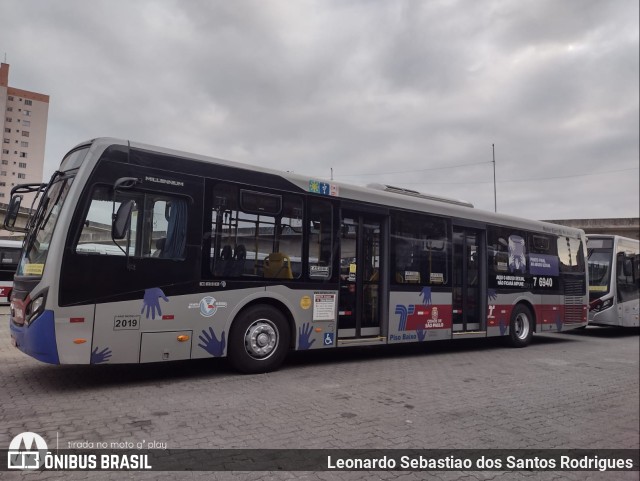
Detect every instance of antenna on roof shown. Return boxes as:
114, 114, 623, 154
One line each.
493, 143, 497, 213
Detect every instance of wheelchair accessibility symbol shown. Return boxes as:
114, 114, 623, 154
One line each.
323, 332, 334, 346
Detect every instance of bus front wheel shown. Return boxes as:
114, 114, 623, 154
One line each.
228, 304, 290, 374
506, 304, 534, 348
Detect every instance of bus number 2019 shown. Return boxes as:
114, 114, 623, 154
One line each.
113, 316, 141, 330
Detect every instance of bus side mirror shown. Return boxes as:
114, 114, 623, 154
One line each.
112, 200, 135, 240
622, 258, 633, 277
4, 195, 22, 229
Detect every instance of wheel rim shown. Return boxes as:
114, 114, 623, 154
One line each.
514, 312, 530, 340
244, 318, 279, 360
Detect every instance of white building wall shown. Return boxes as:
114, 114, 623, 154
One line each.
0, 62, 49, 238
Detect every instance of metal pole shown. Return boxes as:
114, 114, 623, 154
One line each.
492, 144, 497, 213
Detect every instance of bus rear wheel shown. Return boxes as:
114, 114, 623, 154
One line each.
506, 304, 534, 348
228, 304, 290, 374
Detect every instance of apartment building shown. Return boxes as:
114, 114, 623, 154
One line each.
0, 62, 49, 207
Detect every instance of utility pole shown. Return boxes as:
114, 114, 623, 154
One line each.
492, 143, 497, 213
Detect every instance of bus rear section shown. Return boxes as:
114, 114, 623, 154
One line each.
587, 235, 640, 327
0, 240, 22, 304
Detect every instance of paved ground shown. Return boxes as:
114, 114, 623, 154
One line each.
0, 305, 638, 480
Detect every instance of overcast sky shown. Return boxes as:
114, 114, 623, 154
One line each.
2, 0, 638, 220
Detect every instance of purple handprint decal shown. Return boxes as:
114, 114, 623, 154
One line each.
142, 287, 169, 320
198, 327, 226, 357
298, 323, 316, 350
420, 287, 432, 305
91, 346, 112, 364
499, 316, 508, 336
555, 312, 563, 332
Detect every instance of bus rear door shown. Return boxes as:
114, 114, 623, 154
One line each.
452, 225, 486, 334
338, 208, 387, 342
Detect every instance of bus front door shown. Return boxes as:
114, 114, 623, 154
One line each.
452, 226, 485, 333
338, 211, 383, 339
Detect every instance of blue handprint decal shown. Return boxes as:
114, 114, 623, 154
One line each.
555, 312, 563, 332
420, 287, 432, 305
416, 329, 426, 342
198, 327, 226, 357
488, 289, 497, 302
298, 323, 316, 350
499, 316, 508, 336
91, 346, 112, 364
141, 287, 169, 320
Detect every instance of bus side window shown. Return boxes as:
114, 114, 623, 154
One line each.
557, 236, 585, 273
148, 198, 187, 259
308, 199, 333, 281
617, 252, 640, 302
488, 227, 531, 277
75, 186, 187, 259
76, 186, 138, 256
210, 182, 303, 279
391, 212, 449, 286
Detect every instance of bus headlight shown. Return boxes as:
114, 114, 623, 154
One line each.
25, 293, 47, 325
589, 298, 613, 312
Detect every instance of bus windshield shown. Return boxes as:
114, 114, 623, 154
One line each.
587, 246, 613, 301
17, 173, 74, 277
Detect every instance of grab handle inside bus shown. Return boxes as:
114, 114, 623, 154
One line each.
114, 177, 141, 191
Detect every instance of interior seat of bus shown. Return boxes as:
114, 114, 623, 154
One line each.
152, 237, 166, 257
263, 252, 293, 279
215, 244, 247, 277
232, 245, 246, 277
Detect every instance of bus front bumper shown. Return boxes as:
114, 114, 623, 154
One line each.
10, 310, 60, 364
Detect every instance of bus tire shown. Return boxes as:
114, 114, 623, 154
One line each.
506, 304, 534, 348
228, 304, 290, 374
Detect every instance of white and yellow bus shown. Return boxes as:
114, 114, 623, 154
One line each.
587, 234, 639, 327
0, 239, 22, 304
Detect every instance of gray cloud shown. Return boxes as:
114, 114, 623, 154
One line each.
2, 0, 637, 219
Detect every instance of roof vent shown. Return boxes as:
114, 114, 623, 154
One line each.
367, 183, 474, 208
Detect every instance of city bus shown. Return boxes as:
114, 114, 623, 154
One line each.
4, 138, 588, 373
0, 239, 22, 304
587, 234, 639, 327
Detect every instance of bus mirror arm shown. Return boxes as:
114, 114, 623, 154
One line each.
3, 182, 47, 233
3, 195, 25, 232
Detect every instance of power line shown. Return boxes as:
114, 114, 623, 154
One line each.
336, 160, 493, 177
382, 167, 639, 185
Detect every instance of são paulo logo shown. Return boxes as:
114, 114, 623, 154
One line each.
7, 432, 48, 470
198, 296, 228, 318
